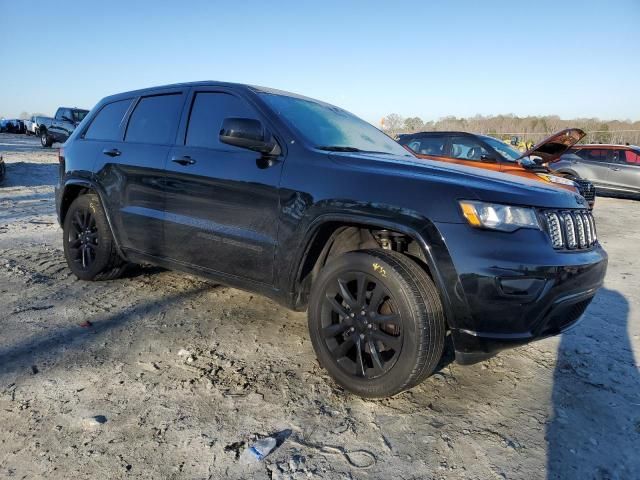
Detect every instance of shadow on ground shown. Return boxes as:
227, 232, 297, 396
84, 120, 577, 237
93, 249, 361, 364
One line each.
547, 288, 640, 479
0, 162, 58, 188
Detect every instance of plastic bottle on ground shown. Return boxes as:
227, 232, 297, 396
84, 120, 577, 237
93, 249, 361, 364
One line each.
239, 437, 277, 464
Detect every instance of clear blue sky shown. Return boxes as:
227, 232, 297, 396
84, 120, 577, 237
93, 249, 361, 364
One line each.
1, 0, 638, 123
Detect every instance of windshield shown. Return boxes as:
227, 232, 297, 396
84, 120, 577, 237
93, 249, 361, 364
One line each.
481, 136, 522, 162
259, 93, 411, 156
72, 110, 89, 122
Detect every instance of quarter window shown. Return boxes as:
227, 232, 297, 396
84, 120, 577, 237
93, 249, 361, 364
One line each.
84, 99, 132, 141
125, 94, 184, 144
185, 92, 258, 149
624, 150, 640, 165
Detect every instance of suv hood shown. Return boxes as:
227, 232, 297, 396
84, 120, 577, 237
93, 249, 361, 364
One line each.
518, 128, 586, 165
329, 152, 590, 210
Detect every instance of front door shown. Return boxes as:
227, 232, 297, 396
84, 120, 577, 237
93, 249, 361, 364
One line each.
163, 88, 283, 285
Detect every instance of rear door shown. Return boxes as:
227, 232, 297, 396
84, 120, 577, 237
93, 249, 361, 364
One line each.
607, 149, 640, 193
163, 87, 283, 284
572, 148, 615, 188
92, 90, 186, 256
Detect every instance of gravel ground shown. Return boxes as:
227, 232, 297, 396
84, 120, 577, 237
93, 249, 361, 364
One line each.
0, 133, 638, 480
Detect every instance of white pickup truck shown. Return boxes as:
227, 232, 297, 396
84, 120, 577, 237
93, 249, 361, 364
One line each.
23, 116, 46, 136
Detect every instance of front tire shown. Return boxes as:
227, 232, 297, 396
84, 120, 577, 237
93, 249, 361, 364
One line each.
40, 130, 52, 148
63, 194, 126, 281
308, 249, 446, 398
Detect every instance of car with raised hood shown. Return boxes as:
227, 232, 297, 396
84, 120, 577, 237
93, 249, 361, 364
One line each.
55, 81, 607, 398
554, 144, 640, 198
398, 129, 596, 209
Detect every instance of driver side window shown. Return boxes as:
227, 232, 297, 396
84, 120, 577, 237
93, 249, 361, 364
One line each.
450, 137, 490, 161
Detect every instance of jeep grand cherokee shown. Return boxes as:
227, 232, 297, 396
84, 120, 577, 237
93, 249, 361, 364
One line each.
55, 82, 607, 398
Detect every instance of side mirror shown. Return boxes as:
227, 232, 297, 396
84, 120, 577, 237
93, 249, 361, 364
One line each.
219, 118, 281, 156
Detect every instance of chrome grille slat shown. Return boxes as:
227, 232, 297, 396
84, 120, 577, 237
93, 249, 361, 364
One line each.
574, 213, 586, 248
582, 212, 592, 245
543, 209, 597, 250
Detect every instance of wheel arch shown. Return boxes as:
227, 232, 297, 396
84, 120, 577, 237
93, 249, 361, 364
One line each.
554, 168, 581, 179
59, 179, 127, 260
290, 214, 456, 326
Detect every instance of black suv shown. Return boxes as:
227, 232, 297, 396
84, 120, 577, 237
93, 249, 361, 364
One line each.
56, 82, 607, 398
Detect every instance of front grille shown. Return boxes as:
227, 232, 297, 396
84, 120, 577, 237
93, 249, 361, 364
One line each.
574, 179, 596, 203
542, 209, 597, 250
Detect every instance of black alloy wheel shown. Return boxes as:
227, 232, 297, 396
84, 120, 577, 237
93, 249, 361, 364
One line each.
67, 207, 99, 271
322, 271, 402, 379
309, 249, 446, 398
63, 194, 126, 281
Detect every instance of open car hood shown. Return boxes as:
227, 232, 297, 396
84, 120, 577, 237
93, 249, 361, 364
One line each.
518, 128, 586, 165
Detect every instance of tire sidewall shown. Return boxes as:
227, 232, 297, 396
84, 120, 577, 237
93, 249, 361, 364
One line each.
63, 195, 115, 281
309, 251, 424, 397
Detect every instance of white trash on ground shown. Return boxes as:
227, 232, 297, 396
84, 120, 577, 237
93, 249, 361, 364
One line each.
239, 437, 277, 464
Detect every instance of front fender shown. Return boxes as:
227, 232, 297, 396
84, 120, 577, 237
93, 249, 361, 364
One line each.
279, 207, 469, 329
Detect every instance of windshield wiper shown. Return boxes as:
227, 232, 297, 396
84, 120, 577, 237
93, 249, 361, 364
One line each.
315, 145, 391, 154
316, 145, 363, 152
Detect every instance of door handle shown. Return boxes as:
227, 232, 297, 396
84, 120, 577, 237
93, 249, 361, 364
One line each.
171, 156, 196, 166
102, 148, 121, 157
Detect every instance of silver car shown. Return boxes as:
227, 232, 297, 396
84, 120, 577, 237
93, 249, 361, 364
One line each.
554, 145, 640, 198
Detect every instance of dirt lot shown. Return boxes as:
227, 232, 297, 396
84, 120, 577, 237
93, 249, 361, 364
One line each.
0, 133, 638, 480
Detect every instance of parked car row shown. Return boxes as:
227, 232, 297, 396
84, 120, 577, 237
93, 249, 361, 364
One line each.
0, 107, 89, 148
0, 118, 25, 134
55, 81, 607, 398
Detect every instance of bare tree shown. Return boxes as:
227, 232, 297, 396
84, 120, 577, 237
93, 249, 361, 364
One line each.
381, 113, 640, 145
382, 113, 404, 136
403, 117, 424, 132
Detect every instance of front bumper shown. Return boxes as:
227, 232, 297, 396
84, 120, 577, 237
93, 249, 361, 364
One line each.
432, 222, 608, 364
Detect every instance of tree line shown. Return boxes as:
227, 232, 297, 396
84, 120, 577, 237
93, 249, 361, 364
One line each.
381, 113, 640, 145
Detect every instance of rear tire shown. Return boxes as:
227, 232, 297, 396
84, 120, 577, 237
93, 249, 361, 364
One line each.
308, 249, 446, 398
63, 194, 126, 281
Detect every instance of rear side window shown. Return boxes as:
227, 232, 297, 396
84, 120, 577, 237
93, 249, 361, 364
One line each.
406, 137, 447, 156
125, 94, 184, 144
84, 99, 132, 141
578, 149, 610, 162
185, 92, 258, 149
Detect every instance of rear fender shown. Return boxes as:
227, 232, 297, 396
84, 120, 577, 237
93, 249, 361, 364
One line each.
59, 179, 128, 260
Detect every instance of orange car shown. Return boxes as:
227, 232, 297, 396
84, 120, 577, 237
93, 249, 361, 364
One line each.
398, 129, 595, 208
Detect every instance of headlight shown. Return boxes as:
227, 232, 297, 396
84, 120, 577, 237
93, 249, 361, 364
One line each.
459, 200, 541, 232
535, 173, 576, 187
